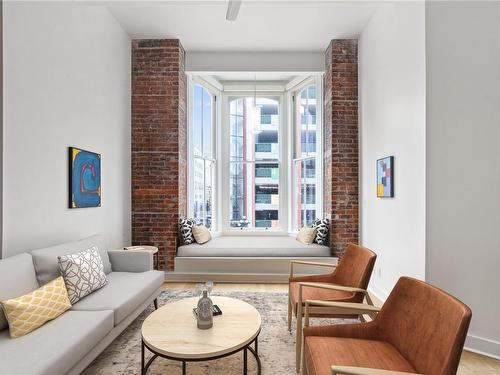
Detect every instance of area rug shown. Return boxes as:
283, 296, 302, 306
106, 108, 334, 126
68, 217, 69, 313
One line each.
83, 289, 353, 375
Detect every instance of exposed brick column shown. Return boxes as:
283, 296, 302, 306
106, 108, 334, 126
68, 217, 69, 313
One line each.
323, 40, 359, 257
131, 39, 187, 270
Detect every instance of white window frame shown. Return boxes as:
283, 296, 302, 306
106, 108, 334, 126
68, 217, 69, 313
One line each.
187, 74, 323, 236
288, 76, 324, 232
187, 76, 221, 233
221, 91, 287, 235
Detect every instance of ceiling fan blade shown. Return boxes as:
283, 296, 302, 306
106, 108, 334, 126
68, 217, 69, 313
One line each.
226, 0, 242, 21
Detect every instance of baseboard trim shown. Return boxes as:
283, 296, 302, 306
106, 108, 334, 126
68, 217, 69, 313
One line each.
464, 334, 500, 360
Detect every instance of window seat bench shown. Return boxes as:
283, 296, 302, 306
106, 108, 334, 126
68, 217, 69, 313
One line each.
171, 236, 336, 283
177, 235, 331, 257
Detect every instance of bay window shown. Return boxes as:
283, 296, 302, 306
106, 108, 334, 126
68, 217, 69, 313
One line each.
293, 82, 321, 230
188, 74, 322, 235
189, 83, 216, 229
228, 97, 281, 229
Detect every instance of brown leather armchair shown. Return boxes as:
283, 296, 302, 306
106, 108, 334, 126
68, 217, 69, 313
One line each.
289, 244, 377, 372
302, 277, 472, 375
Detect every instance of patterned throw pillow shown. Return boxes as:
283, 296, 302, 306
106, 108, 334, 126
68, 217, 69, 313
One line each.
313, 218, 330, 245
58, 247, 108, 304
179, 218, 196, 244
0, 276, 71, 338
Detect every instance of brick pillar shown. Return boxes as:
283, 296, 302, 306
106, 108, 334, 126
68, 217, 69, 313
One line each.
131, 39, 187, 270
323, 40, 359, 257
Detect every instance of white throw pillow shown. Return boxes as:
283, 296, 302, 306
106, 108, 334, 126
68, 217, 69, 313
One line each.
296, 227, 317, 245
58, 247, 108, 304
192, 225, 212, 244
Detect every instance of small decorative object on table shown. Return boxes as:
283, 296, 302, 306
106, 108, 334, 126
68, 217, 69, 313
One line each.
123, 245, 159, 270
193, 304, 222, 317
196, 290, 214, 330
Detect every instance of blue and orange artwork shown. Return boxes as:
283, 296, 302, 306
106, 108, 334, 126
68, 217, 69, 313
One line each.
377, 156, 394, 198
69, 147, 101, 208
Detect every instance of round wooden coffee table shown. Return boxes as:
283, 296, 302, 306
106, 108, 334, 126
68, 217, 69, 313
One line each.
141, 296, 262, 374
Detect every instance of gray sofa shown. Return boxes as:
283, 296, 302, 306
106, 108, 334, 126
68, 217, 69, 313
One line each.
0, 235, 164, 375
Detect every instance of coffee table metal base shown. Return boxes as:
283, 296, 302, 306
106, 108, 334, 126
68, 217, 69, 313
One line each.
141, 333, 262, 375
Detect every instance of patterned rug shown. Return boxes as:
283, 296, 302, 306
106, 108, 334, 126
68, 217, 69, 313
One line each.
83, 289, 351, 375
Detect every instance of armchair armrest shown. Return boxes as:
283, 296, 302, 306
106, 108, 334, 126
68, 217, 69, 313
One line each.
298, 282, 375, 306
107, 250, 153, 272
290, 260, 336, 278
332, 366, 421, 375
304, 300, 380, 327
299, 282, 368, 295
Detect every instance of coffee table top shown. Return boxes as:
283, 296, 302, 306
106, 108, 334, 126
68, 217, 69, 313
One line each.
141, 296, 262, 360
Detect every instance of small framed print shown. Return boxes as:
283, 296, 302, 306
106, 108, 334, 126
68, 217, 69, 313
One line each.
377, 156, 394, 198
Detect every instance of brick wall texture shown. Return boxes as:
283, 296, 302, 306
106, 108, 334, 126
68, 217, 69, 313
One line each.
323, 39, 359, 257
131, 39, 187, 270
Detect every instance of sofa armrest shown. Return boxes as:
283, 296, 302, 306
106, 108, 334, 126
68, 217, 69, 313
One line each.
107, 250, 153, 272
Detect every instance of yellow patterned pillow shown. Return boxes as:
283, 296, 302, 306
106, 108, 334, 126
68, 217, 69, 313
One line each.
0, 276, 71, 338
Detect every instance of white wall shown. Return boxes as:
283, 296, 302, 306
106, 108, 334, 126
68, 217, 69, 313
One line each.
426, 1, 500, 358
186, 51, 324, 72
3, 2, 131, 256
359, 2, 426, 299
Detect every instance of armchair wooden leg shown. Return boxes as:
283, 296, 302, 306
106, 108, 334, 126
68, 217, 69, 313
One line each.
153, 298, 158, 310
301, 301, 310, 375
296, 286, 303, 373
288, 288, 292, 331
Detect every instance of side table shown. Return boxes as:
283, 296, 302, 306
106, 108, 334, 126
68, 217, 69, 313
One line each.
124, 245, 159, 270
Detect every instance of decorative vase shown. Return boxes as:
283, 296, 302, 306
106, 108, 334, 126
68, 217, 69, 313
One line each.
197, 290, 213, 330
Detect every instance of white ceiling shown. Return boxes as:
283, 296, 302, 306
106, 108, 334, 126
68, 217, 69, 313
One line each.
104, 1, 379, 52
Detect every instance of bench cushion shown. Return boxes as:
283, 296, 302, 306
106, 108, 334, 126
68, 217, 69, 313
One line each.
0, 253, 39, 331
70, 271, 164, 325
0, 310, 113, 375
177, 236, 331, 257
30, 235, 112, 286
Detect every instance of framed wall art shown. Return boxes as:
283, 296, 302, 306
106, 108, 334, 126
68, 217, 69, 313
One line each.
377, 156, 394, 198
69, 147, 101, 208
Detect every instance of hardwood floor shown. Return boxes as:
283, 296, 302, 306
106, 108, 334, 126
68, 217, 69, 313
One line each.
163, 282, 500, 374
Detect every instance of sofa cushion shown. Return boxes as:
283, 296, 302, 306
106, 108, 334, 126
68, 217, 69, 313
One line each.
304, 336, 416, 375
30, 235, 112, 286
0, 310, 113, 375
0, 253, 39, 331
71, 271, 163, 325
177, 236, 331, 257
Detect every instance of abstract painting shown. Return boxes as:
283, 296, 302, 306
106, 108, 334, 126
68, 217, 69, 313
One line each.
69, 147, 101, 208
377, 156, 394, 198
